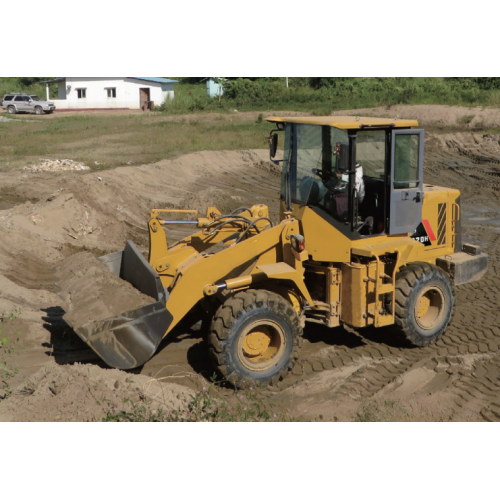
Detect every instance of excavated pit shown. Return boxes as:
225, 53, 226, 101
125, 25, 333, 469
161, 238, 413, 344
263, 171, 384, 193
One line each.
0, 188, 39, 211
2, 108, 500, 421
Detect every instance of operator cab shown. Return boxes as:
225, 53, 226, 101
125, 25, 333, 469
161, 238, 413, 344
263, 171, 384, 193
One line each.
268, 116, 425, 240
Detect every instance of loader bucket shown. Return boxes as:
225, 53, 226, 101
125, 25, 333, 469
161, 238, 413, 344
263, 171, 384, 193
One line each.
63, 241, 173, 370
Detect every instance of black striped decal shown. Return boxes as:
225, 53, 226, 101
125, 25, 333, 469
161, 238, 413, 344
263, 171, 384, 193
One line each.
438, 203, 447, 245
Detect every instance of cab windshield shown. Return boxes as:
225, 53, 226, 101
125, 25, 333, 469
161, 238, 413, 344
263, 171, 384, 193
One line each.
30, 96, 42, 101
282, 123, 350, 222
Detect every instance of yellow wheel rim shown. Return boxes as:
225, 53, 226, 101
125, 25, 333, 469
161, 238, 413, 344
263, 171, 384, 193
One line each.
238, 320, 286, 372
414, 286, 446, 332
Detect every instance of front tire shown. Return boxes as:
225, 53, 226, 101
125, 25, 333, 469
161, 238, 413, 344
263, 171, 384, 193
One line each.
208, 290, 303, 388
35, 106, 44, 115
394, 262, 455, 347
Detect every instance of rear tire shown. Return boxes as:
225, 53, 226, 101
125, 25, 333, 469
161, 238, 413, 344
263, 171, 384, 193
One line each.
393, 262, 455, 347
7, 106, 16, 115
208, 290, 303, 388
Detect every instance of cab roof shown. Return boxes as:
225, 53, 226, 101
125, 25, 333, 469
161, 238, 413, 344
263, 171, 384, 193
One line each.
266, 116, 419, 130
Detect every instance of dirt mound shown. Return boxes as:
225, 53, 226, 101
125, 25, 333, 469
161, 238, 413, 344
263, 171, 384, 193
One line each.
0, 362, 195, 422
0, 149, 281, 421
57, 252, 156, 331
180, 186, 249, 216
425, 132, 500, 166
0, 149, 277, 256
335, 104, 500, 129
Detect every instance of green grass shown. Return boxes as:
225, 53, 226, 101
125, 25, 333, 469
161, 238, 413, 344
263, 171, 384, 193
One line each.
355, 399, 410, 422
0, 77, 57, 100
0, 113, 275, 171
3, 76, 500, 173
456, 115, 476, 126
2, 97, 496, 173
157, 77, 500, 115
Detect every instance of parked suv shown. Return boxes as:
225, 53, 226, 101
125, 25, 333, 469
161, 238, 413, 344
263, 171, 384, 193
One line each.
1, 93, 56, 115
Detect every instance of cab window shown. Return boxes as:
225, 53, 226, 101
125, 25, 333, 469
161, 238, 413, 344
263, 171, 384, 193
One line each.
394, 134, 420, 189
356, 130, 388, 235
282, 123, 350, 225
356, 130, 386, 180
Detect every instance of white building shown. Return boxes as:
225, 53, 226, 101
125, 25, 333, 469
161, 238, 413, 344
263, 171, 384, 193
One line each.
42, 77, 178, 111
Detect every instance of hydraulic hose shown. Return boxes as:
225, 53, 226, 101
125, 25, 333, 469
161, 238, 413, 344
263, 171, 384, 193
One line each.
234, 218, 274, 245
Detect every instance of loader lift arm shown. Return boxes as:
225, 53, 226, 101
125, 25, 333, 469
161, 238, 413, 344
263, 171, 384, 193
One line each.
155, 215, 314, 338
63, 206, 314, 371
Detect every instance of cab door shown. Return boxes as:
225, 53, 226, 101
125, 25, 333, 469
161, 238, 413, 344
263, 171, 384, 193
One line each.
389, 129, 425, 235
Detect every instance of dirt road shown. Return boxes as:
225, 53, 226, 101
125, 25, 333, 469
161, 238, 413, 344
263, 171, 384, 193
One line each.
1, 110, 500, 421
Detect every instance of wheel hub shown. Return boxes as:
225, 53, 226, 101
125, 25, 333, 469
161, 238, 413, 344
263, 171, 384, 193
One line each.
238, 320, 286, 372
417, 296, 431, 318
242, 328, 272, 357
415, 286, 446, 331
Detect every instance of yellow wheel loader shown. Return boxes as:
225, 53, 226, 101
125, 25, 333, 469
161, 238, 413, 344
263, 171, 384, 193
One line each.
59, 116, 488, 388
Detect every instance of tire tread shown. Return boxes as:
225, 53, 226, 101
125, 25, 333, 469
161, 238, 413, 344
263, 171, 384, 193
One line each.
207, 289, 303, 388
392, 262, 455, 347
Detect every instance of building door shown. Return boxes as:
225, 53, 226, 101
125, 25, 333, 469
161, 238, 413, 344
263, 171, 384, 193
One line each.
140, 88, 150, 110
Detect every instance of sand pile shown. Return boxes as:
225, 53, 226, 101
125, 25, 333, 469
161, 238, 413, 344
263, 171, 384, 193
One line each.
24, 159, 90, 173
180, 187, 245, 216
0, 363, 196, 422
57, 252, 156, 331
336, 104, 500, 129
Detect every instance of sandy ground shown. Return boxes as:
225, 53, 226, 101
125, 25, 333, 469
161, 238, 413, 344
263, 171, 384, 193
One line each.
2, 105, 500, 421
336, 104, 500, 129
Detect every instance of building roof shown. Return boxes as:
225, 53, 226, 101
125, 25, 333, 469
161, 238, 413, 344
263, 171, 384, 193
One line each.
41, 77, 178, 84
128, 77, 179, 84
266, 116, 419, 130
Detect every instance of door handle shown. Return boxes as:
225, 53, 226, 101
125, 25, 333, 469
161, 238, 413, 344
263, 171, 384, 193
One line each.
415, 192, 422, 203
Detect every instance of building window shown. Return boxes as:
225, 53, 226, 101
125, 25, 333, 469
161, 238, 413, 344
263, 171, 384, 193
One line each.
77, 88, 87, 99
106, 88, 117, 98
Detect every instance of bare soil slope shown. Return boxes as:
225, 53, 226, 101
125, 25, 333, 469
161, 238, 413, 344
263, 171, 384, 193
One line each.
336, 104, 500, 130
0, 149, 281, 421
2, 107, 500, 421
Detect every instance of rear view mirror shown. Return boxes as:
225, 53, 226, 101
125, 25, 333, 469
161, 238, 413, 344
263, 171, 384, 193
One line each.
335, 142, 349, 173
270, 133, 279, 159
